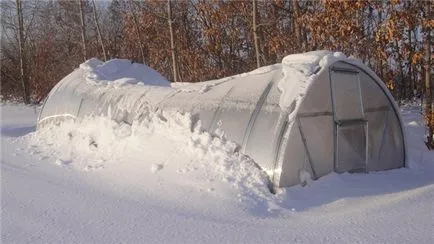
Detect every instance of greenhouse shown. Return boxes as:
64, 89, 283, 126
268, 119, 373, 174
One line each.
38, 51, 407, 187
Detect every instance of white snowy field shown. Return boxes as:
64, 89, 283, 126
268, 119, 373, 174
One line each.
1, 102, 434, 243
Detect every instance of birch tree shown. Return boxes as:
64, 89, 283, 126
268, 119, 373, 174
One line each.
423, 2, 433, 148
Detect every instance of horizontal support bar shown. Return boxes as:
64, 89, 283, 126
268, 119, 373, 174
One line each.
297, 111, 333, 118
365, 106, 390, 113
298, 105, 390, 119
336, 118, 367, 126
331, 67, 359, 74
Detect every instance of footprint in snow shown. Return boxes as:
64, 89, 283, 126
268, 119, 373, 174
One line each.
84, 164, 104, 171
150, 163, 164, 173
55, 159, 72, 166
39, 156, 49, 161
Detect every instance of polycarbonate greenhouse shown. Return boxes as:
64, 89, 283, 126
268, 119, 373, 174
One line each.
38, 51, 407, 187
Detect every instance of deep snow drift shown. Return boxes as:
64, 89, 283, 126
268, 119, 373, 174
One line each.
1, 102, 434, 243
30, 109, 271, 203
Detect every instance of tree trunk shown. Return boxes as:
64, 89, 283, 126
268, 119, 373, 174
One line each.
78, 0, 87, 62
92, 0, 107, 61
167, 0, 178, 82
424, 3, 433, 149
292, 0, 302, 51
16, 0, 30, 104
252, 0, 260, 68
408, 28, 414, 97
394, 40, 405, 105
128, 0, 146, 64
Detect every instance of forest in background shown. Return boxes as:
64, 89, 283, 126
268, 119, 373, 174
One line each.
0, 0, 432, 146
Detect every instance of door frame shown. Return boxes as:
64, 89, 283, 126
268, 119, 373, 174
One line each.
329, 66, 368, 173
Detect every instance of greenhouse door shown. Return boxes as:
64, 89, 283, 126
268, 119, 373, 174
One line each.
331, 67, 367, 173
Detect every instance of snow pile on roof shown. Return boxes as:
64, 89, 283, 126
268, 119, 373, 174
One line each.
79, 58, 170, 87
278, 51, 346, 113
28, 109, 272, 203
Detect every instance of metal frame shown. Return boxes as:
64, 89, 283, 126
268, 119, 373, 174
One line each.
241, 82, 273, 153
271, 118, 289, 186
76, 98, 84, 117
38, 78, 70, 124
335, 121, 368, 172
298, 111, 333, 118
155, 89, 181, 108
332, 69, 365, 121
339, 61, 406, 167
297, 117, 318, 179
365, 122, 369, 171
357, 75, 365, 119
365, 106, 389, 113
328, 67, 338, 171
377, 108, 391, 159
331, 67, 359, 74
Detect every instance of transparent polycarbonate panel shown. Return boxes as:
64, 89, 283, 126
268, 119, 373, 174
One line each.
224, 73, 271, 103
299, 116, 334, 178
50, 84, 82, 119
134, 86, 173, 109
104, 90, 150, 124
196, 109, 217, 131
331, 72, 364, 121
359, 72, 390, 110
205, 71, 271, 138
278, 125, 312, 187
157, 83, 231, 130
243, 80, 284, 170
244, 107, 281, 170
298, 71, 332, 115
377, 111, 405, 170
124, 93, 152, 123
213, 107, 254, 146
39, 75, 78, 121
265, 72, 284, 106
336, 123, 366, 173
77, 97, 99, 118
93, 92, 118, 119
365, 110, 388, 171
39, 88, 62, 121
161, 79, 234, 112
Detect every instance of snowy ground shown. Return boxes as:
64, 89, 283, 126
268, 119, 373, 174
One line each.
1, 102, 434, 243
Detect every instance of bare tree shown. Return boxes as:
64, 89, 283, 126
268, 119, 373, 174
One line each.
424, 3, 433, 149
92, 0, 107, 61
252, 0, 260, 68
15, 0, 30, 104
78, 0, 87, 61
128, 0, 146, 63
292, 0, 302, 51
167, 0, 178, 82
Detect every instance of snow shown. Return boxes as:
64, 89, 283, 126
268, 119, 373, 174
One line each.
171, 63, 281, 94
2, 101, 434, 243
278, 51, 349, 114
29, 109, 270, 201
79, 58, 170, 87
